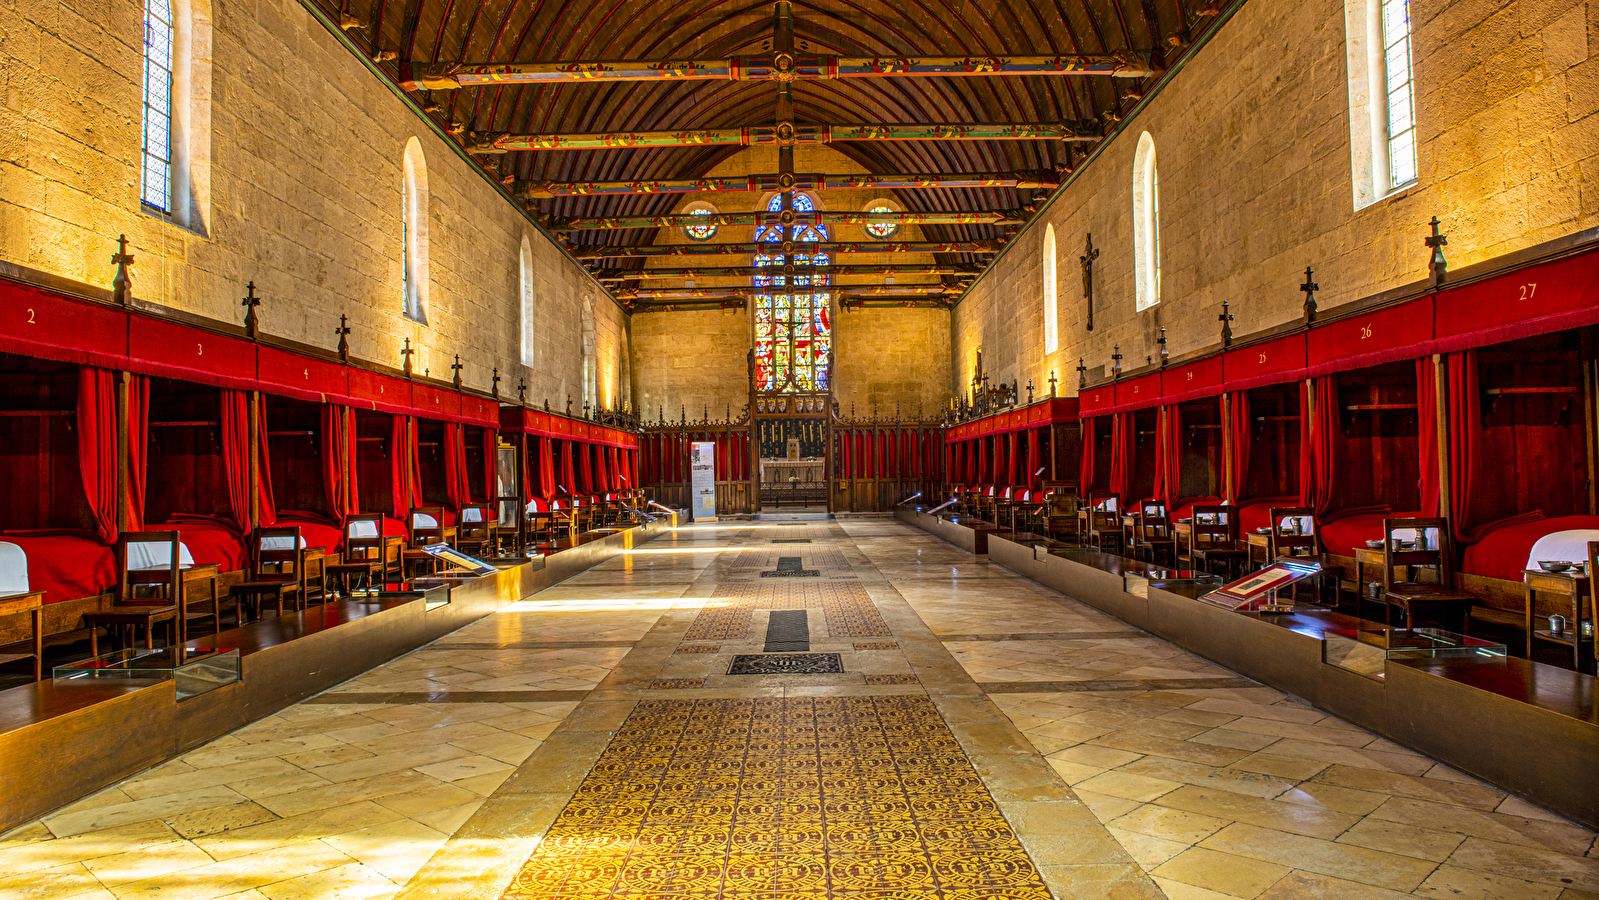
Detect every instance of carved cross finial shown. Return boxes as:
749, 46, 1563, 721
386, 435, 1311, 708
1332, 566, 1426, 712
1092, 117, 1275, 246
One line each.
517, 378, 527, 403
1111, 345, 1123, 380
1048, 370, 1058, 397
335, 314, 352, 361
1425, 216, 1448, 287
241, 282, 262, 339
1300, 266, 1319, 323
1026, 379, 1035, 404
568, 395, 574, 415
1080, 233, 1101, 332
1158, 325, 1169, 366
1076, 357, 1087, 388
401, 338, 415, 377
111, 234, 134, 305
1219, 301, 1235, 348
492, 368, 501, 398
450, 354, 464, 388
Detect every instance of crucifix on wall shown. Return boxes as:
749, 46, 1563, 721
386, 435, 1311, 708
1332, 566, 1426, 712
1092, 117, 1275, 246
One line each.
1080, 234, 1100, 332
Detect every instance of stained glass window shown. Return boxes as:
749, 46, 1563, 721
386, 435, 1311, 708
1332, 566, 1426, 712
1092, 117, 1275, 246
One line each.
1381, 0, 1417, 188
682, 208, 717, 241
864, 205, 898, 239
141, 0, 175, 212
754, 193, 831, 393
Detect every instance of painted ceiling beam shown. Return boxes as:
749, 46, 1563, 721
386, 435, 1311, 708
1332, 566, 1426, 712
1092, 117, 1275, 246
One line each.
572, 241, 999, 259
400, 52, 1151, 90
595, 264, 978, 279
629, 299, 748, 314
618, 285, 960, 299
464, 121, 1100, 153
509, 171, 1063, 199
546, 210, 1023, 230
841, 298, 954, 310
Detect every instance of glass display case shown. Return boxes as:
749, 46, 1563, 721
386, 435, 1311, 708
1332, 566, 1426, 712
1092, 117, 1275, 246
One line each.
54, 647, 241, 699
373, 581, 452, 610
1125, 569, 1225, 598
1322, 627, 1507, 679
1199, 559, 1324, 613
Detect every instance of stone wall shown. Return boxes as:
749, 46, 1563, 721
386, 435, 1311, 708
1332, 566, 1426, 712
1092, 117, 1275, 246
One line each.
0, 0, 623, 405
628, 144, 955, 420
954, 0, 1599, 397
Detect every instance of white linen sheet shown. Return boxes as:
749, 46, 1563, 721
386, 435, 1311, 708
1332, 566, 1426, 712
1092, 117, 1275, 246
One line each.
0, 541, 28, 595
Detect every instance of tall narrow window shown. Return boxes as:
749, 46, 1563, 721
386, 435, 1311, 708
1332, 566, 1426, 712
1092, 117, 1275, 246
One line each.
1381, 0, 1417, 188
141, 0, 176, 211
1042, 224, 1058, 353
519, 235, 535, 367
581, 296, 597, 410
753, 193, 831, 392
402, 138, 429, 324
1132, 132, 1161, 311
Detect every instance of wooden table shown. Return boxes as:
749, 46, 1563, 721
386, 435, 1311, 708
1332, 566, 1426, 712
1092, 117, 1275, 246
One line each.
1524, 568, 1595, 674
0, 592, 44, 681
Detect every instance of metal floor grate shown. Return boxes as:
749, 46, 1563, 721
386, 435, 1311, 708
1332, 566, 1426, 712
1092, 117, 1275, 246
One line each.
764, 609, 810, 652
728, 653, 843, 675
760, 556, 819, 578
771, 539, 812, 544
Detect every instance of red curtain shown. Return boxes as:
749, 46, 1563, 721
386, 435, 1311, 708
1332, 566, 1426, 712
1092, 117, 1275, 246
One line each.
578, 442, 593, 494
1416, 357, 1441, 517
540, 436, 557, 497
1156, 405, 1181, 511
391, 415, 420, 517
1079, 417, 1097, 492
560, 440, 576, 495
1298, 381, 1315, 509
1027, 429, 1041, 488
127, 374, 148, 530
443, 422, 468, 511
221, 390, 251, 527
257, 396, 278, 525
320, 404, 348, 517
1447, 351, 1479, 542
1312, 376, 1339, 517
482, 428, 496, 503
1109, 412, 1132, 503
1227, 392, 1251, 504
78, 367, 118, 544
610, 446, 622, 490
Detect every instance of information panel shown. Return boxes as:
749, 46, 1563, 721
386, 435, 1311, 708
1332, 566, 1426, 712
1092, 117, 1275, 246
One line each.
690, 441, 717, 521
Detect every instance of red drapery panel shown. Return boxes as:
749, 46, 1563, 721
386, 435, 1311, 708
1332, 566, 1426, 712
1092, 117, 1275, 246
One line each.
127, 374, 149, 531
1109, 412, 1132, 503
1312, 377, 1338, 517
1079, 417, 1097, 493
1228, 392, 1251, 504
1027, 430, 1041, 488
1157, 405, 1181, 511
444, 422, 467, 511
221, 391, 251, 528
561, 441, 576, 495
391, 416, 419, 516
482, 428, 496, 503
578, 442, 594, 494
257, 396, 278, 525
1298, 381, 1315, 509
540, 436, 557, 497
321, 404, 350, 518
1447, 350, 1479, 542
1416, 358, 1441, 517
78, 367, 118, 544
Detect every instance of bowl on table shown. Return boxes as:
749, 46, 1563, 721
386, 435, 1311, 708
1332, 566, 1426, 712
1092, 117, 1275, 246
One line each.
1364, 540, 1384, 549
1255, 527, 1272, 534
1538, 560, 1574, 573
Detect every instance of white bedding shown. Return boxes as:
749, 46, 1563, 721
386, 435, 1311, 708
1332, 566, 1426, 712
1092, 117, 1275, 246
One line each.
347, 520, 380, 539
260, 536, 309, 551
0, 541, 28, 595
1525, 529, 1599, 570
125, 540, 197, 571
411, 513, 440, 528
460, 507, 484, 523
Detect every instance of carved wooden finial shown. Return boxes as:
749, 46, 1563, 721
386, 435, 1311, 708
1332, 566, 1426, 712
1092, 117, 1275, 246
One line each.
111, 235, 134, 305
1301, 266, 1320, 323
492, 368, 501, 398
241, 282, 262, 339
335, 314, 352, 361
401, 338, 415, 377
1219, 301, 1235, 348
517, 378, 527, 403
450, 354, 464, 389
1111, 345, 1123, 380
1158, 326, 1169, 367
1076, 358, 1087, 388
1048, 370, 1058, 397
1425, 217, 1449, 287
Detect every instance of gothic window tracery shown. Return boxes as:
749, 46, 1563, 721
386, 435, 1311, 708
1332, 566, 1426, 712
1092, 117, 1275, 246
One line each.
753, 193, 831, 393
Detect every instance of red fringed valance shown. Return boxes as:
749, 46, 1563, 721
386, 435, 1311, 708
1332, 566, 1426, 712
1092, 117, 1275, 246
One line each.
1433, 250, 1599, 352
1307, 297, 1435, 376
0, 282, 128, 369
1163, 356, 1226, 405
1224, 333, 1308, 393
127, 317, 257, 390
257, 347, 352, 404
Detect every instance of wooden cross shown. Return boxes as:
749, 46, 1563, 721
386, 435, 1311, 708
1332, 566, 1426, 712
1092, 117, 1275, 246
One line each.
450, 354, 464, 388
111, 234, 134, 305
517, 378, 527, 403
1301, 266, 1319, 323
1048, 370, 1058, 397
1158, 325, 1169, 366
1425, 216, 1449, 286
241, 282, 261, 339
335, 314, 352, 361
1219, 301, 1234, 348
1111, 345, 1123, 379
401, 338, 415, 377
1079, 233, 1101, 332
492, 368, 501, 398
1076, 358, 1087, 388
1026, 380, 1034, 404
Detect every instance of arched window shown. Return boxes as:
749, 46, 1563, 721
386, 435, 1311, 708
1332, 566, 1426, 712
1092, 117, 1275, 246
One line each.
581, 295, 597, 411
1132, 132, 1161, 312
863, 203, 898, 240
1042, 224, 1058, 353
519, 235, 535, 367
402, 138, 430, 324
141, 0, 210, 230
753, 193, 831, 392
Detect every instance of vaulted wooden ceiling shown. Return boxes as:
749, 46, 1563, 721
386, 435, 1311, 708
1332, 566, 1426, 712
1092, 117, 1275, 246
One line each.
322, 0, 1225, 279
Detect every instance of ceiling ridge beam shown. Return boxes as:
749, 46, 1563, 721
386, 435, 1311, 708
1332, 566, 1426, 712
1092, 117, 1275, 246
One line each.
508, 170, 1062, 198
572, 241, 999, 258
465, 121, 1102, 153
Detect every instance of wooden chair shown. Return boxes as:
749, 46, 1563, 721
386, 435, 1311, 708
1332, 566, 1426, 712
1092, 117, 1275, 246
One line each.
1044, 487, 1083, 544
1087, 491, 1122, 555
1267, 507, 1317, 561
1381, 517, 1474, 631
1190, 505, 1246, 579
231, 527, 307, 623
403, 507, 446, 577
456, 503, 496, 557
325, 514, 387, 598
1132, 509, 1177, 567
526, 498, 558, 549
114, 530, 218, 644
